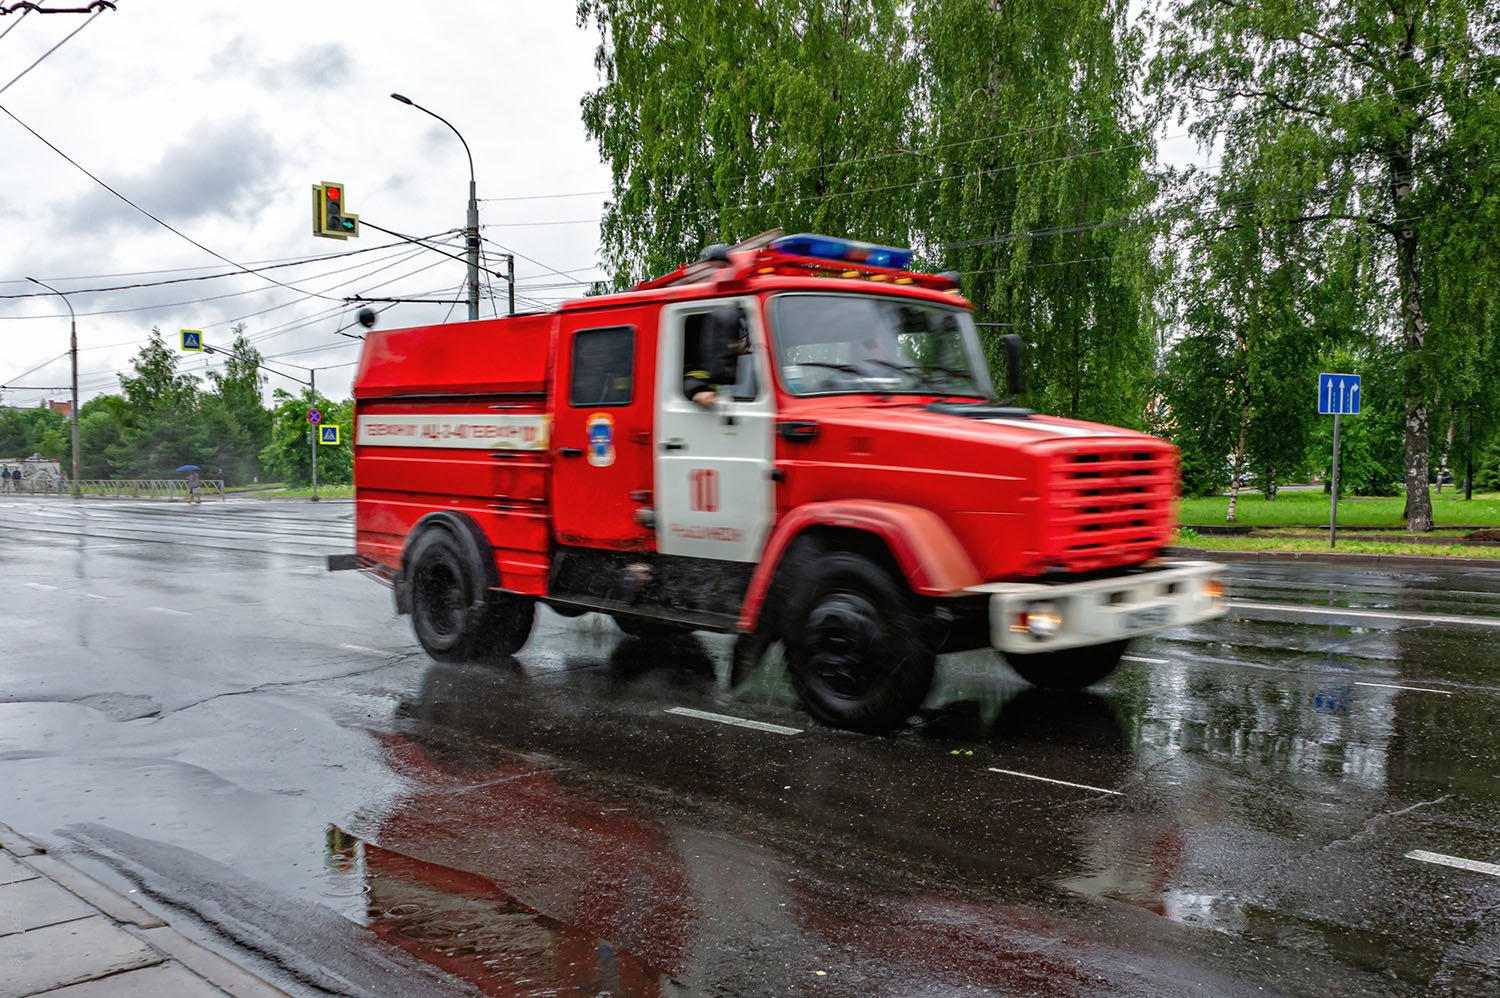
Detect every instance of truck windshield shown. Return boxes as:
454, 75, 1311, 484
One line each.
769, 293, 993, 399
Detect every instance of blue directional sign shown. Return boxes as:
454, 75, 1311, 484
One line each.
319, 425, 341, 445
1318, 373, 1362, 415
180, 329, 202, 352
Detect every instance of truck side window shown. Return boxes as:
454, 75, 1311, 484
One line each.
570, 326, 634, 406
681, 309, 758, 402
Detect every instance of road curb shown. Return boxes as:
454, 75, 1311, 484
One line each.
1167, 545, 1500, 571
0, 821, 288, 998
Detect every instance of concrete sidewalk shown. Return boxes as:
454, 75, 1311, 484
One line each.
0, 821, 287, 998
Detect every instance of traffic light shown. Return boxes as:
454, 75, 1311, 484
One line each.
312, 182, 359, 239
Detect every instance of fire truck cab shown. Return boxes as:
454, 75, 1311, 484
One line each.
344, 231, 1224, 731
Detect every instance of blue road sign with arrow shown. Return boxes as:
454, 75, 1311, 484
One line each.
1318, 373, 1362, 415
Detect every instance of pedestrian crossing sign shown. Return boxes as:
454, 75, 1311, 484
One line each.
319, 425, 340, 446
181, 330, 202, 351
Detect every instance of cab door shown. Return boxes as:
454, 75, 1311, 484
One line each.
654, 298, 776, 562
551, 315, 656, 550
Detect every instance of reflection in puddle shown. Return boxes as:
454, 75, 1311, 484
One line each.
326, 824, 671, 996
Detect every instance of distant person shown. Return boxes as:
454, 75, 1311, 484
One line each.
186, 469, 201, 505
0, 467, 7, 493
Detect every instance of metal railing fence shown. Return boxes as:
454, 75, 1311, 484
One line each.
0, 479, 226, 501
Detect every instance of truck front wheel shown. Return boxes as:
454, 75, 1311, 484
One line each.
409, 530, 533, 661
1003, 640, 1129, 691
786, 552, 935, 733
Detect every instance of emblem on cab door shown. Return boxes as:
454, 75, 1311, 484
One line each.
586, 413, 615, 467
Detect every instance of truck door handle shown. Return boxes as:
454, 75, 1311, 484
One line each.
558, 447, 583, 458
661, 440, 686, 452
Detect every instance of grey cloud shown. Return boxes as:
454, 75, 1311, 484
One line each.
56, 117, 281, 234
209, 37, 352, 91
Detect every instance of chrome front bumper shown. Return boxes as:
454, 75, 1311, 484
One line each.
967, 560, 1226, 654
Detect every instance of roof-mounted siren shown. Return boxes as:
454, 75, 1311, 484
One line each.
769, 233, 913, 270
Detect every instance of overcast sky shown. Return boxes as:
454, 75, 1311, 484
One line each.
0, 1, 615, 407
0, 2, 1211, 413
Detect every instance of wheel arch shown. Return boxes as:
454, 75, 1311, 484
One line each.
738, 500, 981, 633
395, 511, 499, 615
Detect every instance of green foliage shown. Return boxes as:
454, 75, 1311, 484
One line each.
0, 404, 66, 460
913, 0, 1160, 427
576, 0, 1161, 425
1151, 0, 1500, 529
577, 0, 919, 284
259, 390, 352, 488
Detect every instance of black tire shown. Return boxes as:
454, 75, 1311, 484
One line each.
785, 551, 936, 733
408, 529, 533, 662
1002, 640, 1129, 691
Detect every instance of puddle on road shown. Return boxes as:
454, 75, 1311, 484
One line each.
324, 824, 672, 996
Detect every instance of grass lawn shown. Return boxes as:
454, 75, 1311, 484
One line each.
1178, 488, 1500, 528
1175, 529, 1500, 559
237, 484, 354, 499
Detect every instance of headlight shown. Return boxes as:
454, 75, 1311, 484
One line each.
1024, 602, 1062, 639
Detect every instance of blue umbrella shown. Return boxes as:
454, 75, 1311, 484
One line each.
176, 465, 200, 472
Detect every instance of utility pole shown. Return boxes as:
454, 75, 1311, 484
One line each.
507, 254, 515, 316
26, 278, 80, 498
310, 367, 319, 502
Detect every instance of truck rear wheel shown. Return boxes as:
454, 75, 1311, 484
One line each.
1002, 640, 1129, 691
786, 552, 935, 733
409, 529, 533, 661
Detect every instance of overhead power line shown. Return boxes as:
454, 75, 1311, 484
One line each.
0, 3, 110, 98
0, 102, 344, 302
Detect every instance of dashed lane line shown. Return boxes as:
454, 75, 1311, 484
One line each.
664, 706, 802, 736
24, 583, 57, 591
1230, 600, 1500, 629
987, 767, 1122, 796
1405, 850, 1500, 878
146, 606, 192, 617
1122, 654, 1169, 665
1355, 681, 1452, 696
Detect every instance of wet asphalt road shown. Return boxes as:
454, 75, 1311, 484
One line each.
2, 497, 1499, 997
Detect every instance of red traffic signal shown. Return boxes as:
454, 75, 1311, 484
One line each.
313, 181, 358, 240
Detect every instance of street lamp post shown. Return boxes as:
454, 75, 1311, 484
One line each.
26, 278, 81, 498
391, 93, 480, 321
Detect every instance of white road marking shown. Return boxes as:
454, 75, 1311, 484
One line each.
664, 706, 802, 736
146, 606, 192, 616
339, 643, 395, 656
1355, 681, 1452, 696
1231, 600, 1500, 629
24, 583, 57, 591
987, 767, 1122, 796
1405, 850, 1500, 878
84, 593, 109, 601
1123, 655, 1169, 665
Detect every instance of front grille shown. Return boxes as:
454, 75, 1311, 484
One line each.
1045, 444, 1176, 571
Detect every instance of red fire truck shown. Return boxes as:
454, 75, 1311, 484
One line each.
338, 231, 1224, 731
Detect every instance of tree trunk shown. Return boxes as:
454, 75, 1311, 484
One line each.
1225, 394, 1251, 523
1390, 18, 1433, 532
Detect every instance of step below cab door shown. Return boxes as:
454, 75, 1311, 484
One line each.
551, 315, 656, 550
654, 298, 776, 562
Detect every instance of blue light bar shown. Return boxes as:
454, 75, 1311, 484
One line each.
769, 233, 913, 270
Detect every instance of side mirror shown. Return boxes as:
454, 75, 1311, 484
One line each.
701, 305, 748, 384
1002, 333, 1027, 398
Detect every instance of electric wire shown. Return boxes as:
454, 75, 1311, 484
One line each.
0, 3, 104, 97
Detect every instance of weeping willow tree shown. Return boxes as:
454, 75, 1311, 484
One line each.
576, 0, 921, 286
577, 1, 1163, 424
912, 0, 1162, 427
